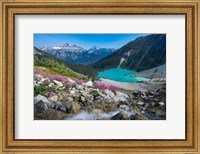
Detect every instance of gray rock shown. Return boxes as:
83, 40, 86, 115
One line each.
154, 98, 159, 102
54, 103, 61, 110
119, 105, 129, 110
118, 109, 135, 119
76, 85, 83, 90
104, 96, 113, 103
44, 109, 65, 120
137, 101, 145, 106
80, 96, 86, 103
118, 97, 127, 102
34, 95, 55, 108
81, 91, 88, 97
159, 102, 165, 106
59, 105, 67, 112
111, 112, 124, 120
62, 101, 81, 114
156, 110, 166, 118
34, 100, 48, 117
116, 91, 128, 98
105, 89, 115, 99
66, 97, 74, 102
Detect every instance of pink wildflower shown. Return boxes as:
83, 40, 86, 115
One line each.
73, 78, 87, 84
94, 83, 119, 92
47, 92, 53, 97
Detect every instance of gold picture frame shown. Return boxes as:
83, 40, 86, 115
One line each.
0, 0, 200, 153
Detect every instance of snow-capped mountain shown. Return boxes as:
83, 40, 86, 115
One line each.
41, 43, 86, 52
40, 43, 116, 65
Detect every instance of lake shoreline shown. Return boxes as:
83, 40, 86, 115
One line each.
97, 78, 165, 92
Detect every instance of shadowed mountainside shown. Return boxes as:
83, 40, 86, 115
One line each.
92, 34, 166, 72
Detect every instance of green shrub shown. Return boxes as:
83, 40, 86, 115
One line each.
34, 85, 47, 96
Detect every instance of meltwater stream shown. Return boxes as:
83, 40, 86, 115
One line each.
64, 109, 135, 120
65, 109, 118, 120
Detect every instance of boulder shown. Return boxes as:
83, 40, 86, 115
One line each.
34, 100, 48, 117
85, 81, 93, 87
70, 90, 76, 95
118, 109, 135, 119
119, 105, 129, 111
80, 96, 86, 103
111, 112, 124, 120
105, 89, 115, 99
159, 102, 165, 107
62, 101, 81, 114
44, 109, 65, 120
116, 91, 128, 98
58, 105, 67, 112
53, 80, 63, 87
118, 97, 127, 102
58, 94, 64, 101
71, 102, 81, 113
48, 95, 58, 102
104, 96, 113, 103
114, 91, 129, 102
137, 101, 145, 106
54, 103, 62, 110
76, 85, 83, 90
81, 91, 88, 97
34, 95, 55, 108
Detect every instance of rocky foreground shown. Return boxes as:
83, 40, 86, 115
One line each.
34, 68, 166, 120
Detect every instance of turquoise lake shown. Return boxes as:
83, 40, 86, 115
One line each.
97, 68, 150, 82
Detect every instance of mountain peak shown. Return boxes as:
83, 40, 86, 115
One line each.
63, 43, 70, 47
89, 46, 100, 50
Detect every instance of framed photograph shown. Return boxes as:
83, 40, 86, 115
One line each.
0, 0, 200, 153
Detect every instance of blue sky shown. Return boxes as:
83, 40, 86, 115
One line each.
34, 34, 148, 50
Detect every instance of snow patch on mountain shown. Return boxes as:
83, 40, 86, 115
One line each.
39, 43, 116, 65
52, 47, 62, 50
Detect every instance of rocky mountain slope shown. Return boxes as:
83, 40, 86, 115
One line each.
34, 67, 166, 120
133, 64, 166, 79
92, 34, 166, 71
34, 47, 98, 78
40, 43, 116, 65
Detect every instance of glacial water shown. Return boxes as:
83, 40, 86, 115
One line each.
65, 109, 119, 120
97, 68, 150, 82
64, 109, 135, 120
